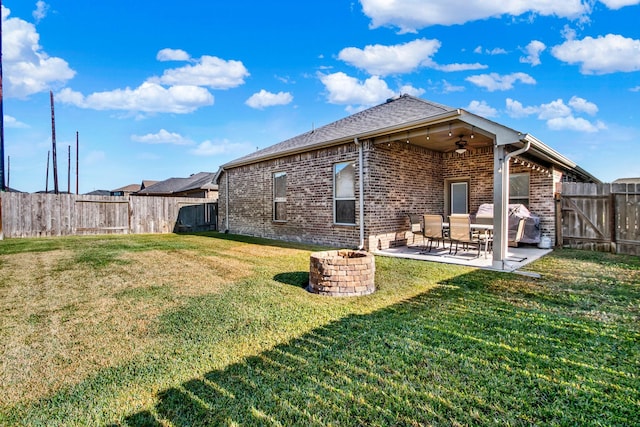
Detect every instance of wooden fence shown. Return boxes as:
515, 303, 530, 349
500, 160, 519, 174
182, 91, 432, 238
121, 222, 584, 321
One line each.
558, 182, 640, 255
0, 193, 217, 239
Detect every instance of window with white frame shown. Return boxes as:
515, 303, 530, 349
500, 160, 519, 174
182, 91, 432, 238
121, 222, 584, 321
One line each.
510, 173, 530, 207
334, 161, 356, 224
273, 172, 287, 221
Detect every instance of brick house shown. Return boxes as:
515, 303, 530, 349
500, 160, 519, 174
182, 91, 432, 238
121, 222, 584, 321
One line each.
216, 95, 598, 270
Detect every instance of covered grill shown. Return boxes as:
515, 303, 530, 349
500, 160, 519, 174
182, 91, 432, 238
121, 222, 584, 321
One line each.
474, 203, 541, 244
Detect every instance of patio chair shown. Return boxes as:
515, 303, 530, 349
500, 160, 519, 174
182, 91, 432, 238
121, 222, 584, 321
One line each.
406, 214, 424, 248
422, 214, 444, 252
448, 214, 481, 257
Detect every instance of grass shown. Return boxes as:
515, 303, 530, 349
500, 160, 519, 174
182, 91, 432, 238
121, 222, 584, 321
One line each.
0, 232, 638, 426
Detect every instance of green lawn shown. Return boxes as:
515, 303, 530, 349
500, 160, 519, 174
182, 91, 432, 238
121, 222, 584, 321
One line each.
0, 232, 638, 426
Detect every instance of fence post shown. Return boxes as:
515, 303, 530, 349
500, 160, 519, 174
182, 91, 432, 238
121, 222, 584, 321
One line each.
554, 192, 562, 247
610, 190, 617, 253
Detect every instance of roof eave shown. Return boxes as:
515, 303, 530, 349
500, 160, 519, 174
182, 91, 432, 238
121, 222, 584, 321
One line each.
523, 134, 601, 183
222, 109, 461, 169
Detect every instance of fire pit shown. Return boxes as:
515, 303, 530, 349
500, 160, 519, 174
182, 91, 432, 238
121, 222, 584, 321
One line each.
308, 250, 375, 296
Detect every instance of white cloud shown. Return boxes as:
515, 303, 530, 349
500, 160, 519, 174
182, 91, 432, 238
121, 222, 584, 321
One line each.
319, 72, 395, 107
631, 86, 640, 92
506, 98, 539, 118
474, 46, 508, 55
131, 129, 194, 145
598, 0, 640, 10
338, 38, 440, 75
506, 97, 605, 132
436, 62, 488, 72
551, 34, 640, 74
338, 39, 486, 74
547, 116, 606, 132
156, 48, 191, 62
398, 84, 425, 97
441, 80, 465, 93
57, 82, 214, 114
149, 55, 249, 89
487, 47, 508, 55
520, 40, 546, 66
32, 1, 49, 23
2, 5, 76, 98
466, 72, 536, 91
538, 99, 572, 120
359, 0, 590, 33
568, 96, 598, 115
189, 139, 251, 156
245, 90, 293, 109
4, 115, 29, 128
466, 100, 498, 118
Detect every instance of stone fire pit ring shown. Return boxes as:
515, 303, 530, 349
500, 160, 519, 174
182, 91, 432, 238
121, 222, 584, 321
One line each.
308, 250, 375, 297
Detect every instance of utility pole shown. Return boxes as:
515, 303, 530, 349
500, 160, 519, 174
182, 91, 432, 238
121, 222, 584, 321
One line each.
50, 91, 59, 194
75, 131, 79, 194
67, 145, 71, 194
45, 151, 50, 193
0, 0, 6, 192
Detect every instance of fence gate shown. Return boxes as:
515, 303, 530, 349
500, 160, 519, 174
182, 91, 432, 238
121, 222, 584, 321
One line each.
559, 182, 640, 255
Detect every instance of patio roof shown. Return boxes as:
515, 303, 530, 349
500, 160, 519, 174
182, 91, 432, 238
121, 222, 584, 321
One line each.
220, 94, 598, 183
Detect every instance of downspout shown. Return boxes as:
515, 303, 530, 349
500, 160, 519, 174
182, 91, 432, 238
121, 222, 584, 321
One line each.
225, 168, 229, 232
355, 137, 365, 250
498, 139, 530, 268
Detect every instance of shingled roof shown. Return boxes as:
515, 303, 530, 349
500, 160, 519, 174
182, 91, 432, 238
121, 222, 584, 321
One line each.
223, 94, 456, 168
138, 172, 217, 195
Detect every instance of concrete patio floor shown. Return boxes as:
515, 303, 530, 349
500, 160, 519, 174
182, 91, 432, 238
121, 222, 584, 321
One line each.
373, 242, 552, 273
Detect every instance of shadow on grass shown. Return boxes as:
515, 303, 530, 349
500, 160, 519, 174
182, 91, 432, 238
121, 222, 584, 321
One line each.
187, 231, 333, 252
273, 271, 309, 289
112, 269, 638, 427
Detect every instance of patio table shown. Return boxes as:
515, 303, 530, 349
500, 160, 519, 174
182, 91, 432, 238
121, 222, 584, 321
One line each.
442, 222, 493, 258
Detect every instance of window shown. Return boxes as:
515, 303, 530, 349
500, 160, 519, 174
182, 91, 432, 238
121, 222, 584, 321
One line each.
450, 181, 468, 214
334, 161, 356, 224
510, 173, 530, 207
273, 172, 286, 221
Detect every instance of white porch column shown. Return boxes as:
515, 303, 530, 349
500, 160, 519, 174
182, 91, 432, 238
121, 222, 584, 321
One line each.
492, 145, 507, 269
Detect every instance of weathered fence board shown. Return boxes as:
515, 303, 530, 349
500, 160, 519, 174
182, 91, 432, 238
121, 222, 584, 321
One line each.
0, 193, 217, 239
560, 182, 640, 255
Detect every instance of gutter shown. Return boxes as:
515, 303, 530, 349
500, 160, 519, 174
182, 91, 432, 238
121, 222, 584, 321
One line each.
355, 138, 365, 250
497, 138, 531, 269
225, 168, 229, 232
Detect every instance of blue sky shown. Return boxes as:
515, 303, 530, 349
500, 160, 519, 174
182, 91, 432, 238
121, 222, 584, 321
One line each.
2, 0, 639, 193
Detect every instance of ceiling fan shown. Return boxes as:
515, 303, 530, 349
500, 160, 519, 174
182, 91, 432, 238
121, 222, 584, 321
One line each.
453, 135, 468, 154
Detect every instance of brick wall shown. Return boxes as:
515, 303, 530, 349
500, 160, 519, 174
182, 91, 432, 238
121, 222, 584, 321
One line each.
219, 142, 361, 248
364, 141, 443, 249
218, 141, 562, 250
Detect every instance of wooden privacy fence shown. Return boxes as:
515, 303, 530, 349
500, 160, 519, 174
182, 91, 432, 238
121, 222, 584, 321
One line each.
557, 182, 640, 255
0, 193, 217, 239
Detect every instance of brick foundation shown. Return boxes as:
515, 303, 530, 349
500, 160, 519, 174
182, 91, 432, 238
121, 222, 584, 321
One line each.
308, 250, 375, 296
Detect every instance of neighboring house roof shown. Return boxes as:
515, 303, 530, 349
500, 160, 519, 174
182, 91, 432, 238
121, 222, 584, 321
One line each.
613, 177, 640, 184
85, 190, 111, 196
220, 94, 598, 183
112, 183, 144, 193
137, 172, 218, 195
224, 95, 455, 168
